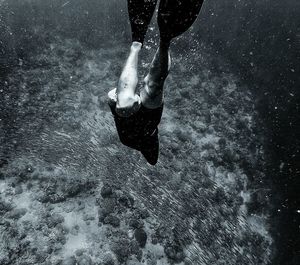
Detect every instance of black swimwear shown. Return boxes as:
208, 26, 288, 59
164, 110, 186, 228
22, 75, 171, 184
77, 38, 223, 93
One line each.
108, 98, 164, 165
128, 0, 204, 44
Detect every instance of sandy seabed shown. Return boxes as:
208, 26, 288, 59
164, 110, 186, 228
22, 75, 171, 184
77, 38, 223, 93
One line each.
0, 35, 273, 265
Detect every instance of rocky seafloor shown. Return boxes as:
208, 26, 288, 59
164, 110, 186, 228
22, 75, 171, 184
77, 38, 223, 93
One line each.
0, 35, 273, 265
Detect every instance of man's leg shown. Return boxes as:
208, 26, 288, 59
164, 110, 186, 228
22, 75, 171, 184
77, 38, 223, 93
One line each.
140, 0, 204, 109
140, 41, 171, 109
116, 0, 158, 117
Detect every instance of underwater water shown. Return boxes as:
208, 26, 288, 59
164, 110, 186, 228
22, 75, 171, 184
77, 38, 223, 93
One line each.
0, 1, 299, 265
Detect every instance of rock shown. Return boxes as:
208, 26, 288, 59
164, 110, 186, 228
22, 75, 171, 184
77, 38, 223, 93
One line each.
0, 199, 13, 214
54, 243, 63, 253
0, 158, 8, 169
184, 260, 193, 265
174, 129, 190, 142
58, 234, 67, 245
67, 180, 94, 198
180, 90, 190, 99
139, 209, 150, 219
103, 215, 120, 227
118, 193, 134, 208
205, 112, 212, 123
7, 208, 27, 219
44, 244, 53, 254
47, 204, 55, 211
164, 241, 185, 262
101, 184, 113, 198
207, 125, 215, 134
62, 257, 77, 265
127, 194, 135, 207
129, 240, 140, 255
77, 254, 92, 265
54, 259, 63, 265
111, 239, 130, 263
48, 213, 64, 227
136, 249, 143, 262
134, 228, 147, 248
70, 225, 79, 236
102, 252, 115, 265
194, 121, 207, 132
126, 260, 142, 265
26, 182, 33, 190
77, 203, 85, 211
26, 165, 34, 173
128, 218, 142, 229
11, 182, 16, 188
214, 187, 226, 203
15, 185, 23, 194
182, 199, 198, 217
102, 198, 117, 214
98, 208, 106, 222
56, 223, 70, 234
75, 249, 85, 256
203, 163, 216, 178
155, 224, 172, 242
223, 147, 235, 163
35, 250, 48, 263
83, 214, 95, 221
151, 236, 158, 245
98, 197, 116, 223
144, 252, 157, 265
43, 193, 66, 204
218, 138, 226, 148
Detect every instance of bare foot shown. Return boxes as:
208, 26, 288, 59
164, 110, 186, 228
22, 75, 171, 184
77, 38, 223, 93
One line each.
140, 45, 171, 109
115, 41, 142, 117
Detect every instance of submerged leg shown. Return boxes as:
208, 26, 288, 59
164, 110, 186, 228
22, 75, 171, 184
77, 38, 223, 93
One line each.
116, 0, 158, 117
141, 0, 204, 108
116, 41, 142, 117
140, 41, 171, 109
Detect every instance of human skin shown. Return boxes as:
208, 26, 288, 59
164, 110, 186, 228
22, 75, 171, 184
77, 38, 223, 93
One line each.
116, 39, 171, 115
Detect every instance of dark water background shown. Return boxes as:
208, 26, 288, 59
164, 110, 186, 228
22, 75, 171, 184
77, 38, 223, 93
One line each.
0, 0, 299, 264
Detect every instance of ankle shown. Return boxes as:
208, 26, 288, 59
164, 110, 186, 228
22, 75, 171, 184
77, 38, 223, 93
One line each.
131, 41, 142, 52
